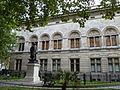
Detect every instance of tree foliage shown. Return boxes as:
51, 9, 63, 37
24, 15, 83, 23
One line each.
55, 71, 78, 90
0, 0, 120, 59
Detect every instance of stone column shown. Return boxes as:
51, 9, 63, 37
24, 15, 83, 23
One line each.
62, 38, 68, 50
101, 36, 105, 48
61, 56, 69, 71
81, 36, 88, 49
38, 41, 42, 51
49, 40, 52, 50
101, 57, 108, 72
25, 41, 29, 52
49, 40, 53, 50
118, 34, 120, 47
80, 56, 90, 72
47, 56, 52, 71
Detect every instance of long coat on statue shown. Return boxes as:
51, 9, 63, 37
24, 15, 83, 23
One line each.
30, 44, 37, 60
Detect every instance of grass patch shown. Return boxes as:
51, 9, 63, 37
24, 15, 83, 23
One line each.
54, 80, 120, 86
0, 86, 57, 90
0, 76, 23, 80
0, 86, 117, 90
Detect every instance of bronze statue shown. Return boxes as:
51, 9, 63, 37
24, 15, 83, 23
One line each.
29, 42, 38, 63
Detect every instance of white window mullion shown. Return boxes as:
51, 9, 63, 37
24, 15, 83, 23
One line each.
69, 39, 70, 48
45, 41, 46, 50
56, 40, 58, 49
89, 37, 90, 47
94, 37, 96, 47
110, 35, 112, 46
119, 59, 120, 71
113, 58, 115, 72
79, 38, 81, 48
57, 60, 58, 71
56, 60, 57, 71
74, 39, 75, 48
75, 59, 76, 72
95, 59, 97, 72
42, 61, 44, 71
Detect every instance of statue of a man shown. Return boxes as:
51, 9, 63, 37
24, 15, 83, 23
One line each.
30, 42, 37, 60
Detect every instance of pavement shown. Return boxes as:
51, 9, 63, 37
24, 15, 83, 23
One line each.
0, 81, 120, 89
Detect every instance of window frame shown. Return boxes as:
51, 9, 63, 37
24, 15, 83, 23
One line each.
52, 59, 61, 72
89, 36, 101, 47
40, 59, 48, 71
105, 34, 118, 46
108, 58, 120, 72
70, 58, 80, 72
42, 40, 49, 50
69, 38, 80, 48
53, 39, 62, 49
90, 58, 101, 72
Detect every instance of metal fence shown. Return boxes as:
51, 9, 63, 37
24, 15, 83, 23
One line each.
0, 69, 26, 78
77, 72, 120, 82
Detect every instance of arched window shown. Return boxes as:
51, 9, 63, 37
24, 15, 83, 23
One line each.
69, 31, 80, 48
18, 37, 25, 51
30, 35, 38, 48
88, 30, 101, 47
53, 33, 62, 49
104, 28, 118, 46
41, 34, 49, 50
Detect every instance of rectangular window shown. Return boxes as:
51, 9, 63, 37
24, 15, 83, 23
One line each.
108, 58, 113, 72
58, 40, 62, 49
71, 39, 74, 48
109, 64, 113, 72
89, 37, 94, 47
91, 59, 95, 72
76, 59, 80, 72
42, 41, 49, 50
18, 43, 22, 51
42, 41, 45, 50
18, 43, 25, 51
105, 35, 117, 46
89, 37, 100, 47
57, 59, 61, 70
96, 59, 101, 72
90, 58, 101, 72
53, 40, 62, 49
71, 60, 74, 72
95, 37, 100, 47
76, 38, 80, 48
52, 59, 61, 71
54, 40, 57, 49
91, 64, 95, 72
16, 59, 22, 71
108, 58, 120, 72
115, 64, 119, 72
70, 59, 80, 72
46, 41, 49, 50
40, 59, 47, 71
70, 38, 80, 48
22, 43, 24, 51
111, 35, 117, 46
106, 36, 111, 46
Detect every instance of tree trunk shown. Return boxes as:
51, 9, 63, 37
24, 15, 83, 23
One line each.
62, 82, 66, 90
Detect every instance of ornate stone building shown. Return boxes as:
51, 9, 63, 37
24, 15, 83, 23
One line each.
10, 12, 120, 78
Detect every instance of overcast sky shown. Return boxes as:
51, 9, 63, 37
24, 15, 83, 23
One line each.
94, 0, 120, 5
94, 0, 102, 5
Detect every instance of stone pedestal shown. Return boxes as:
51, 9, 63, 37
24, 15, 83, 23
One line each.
24, 63, 42, 84
2, 62, 43, 86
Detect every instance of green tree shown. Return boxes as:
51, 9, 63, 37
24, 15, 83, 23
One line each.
0, 0, 120, 61
55, 71, 78, 90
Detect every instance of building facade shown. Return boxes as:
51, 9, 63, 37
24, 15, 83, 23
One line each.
10, 13, 120, 76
